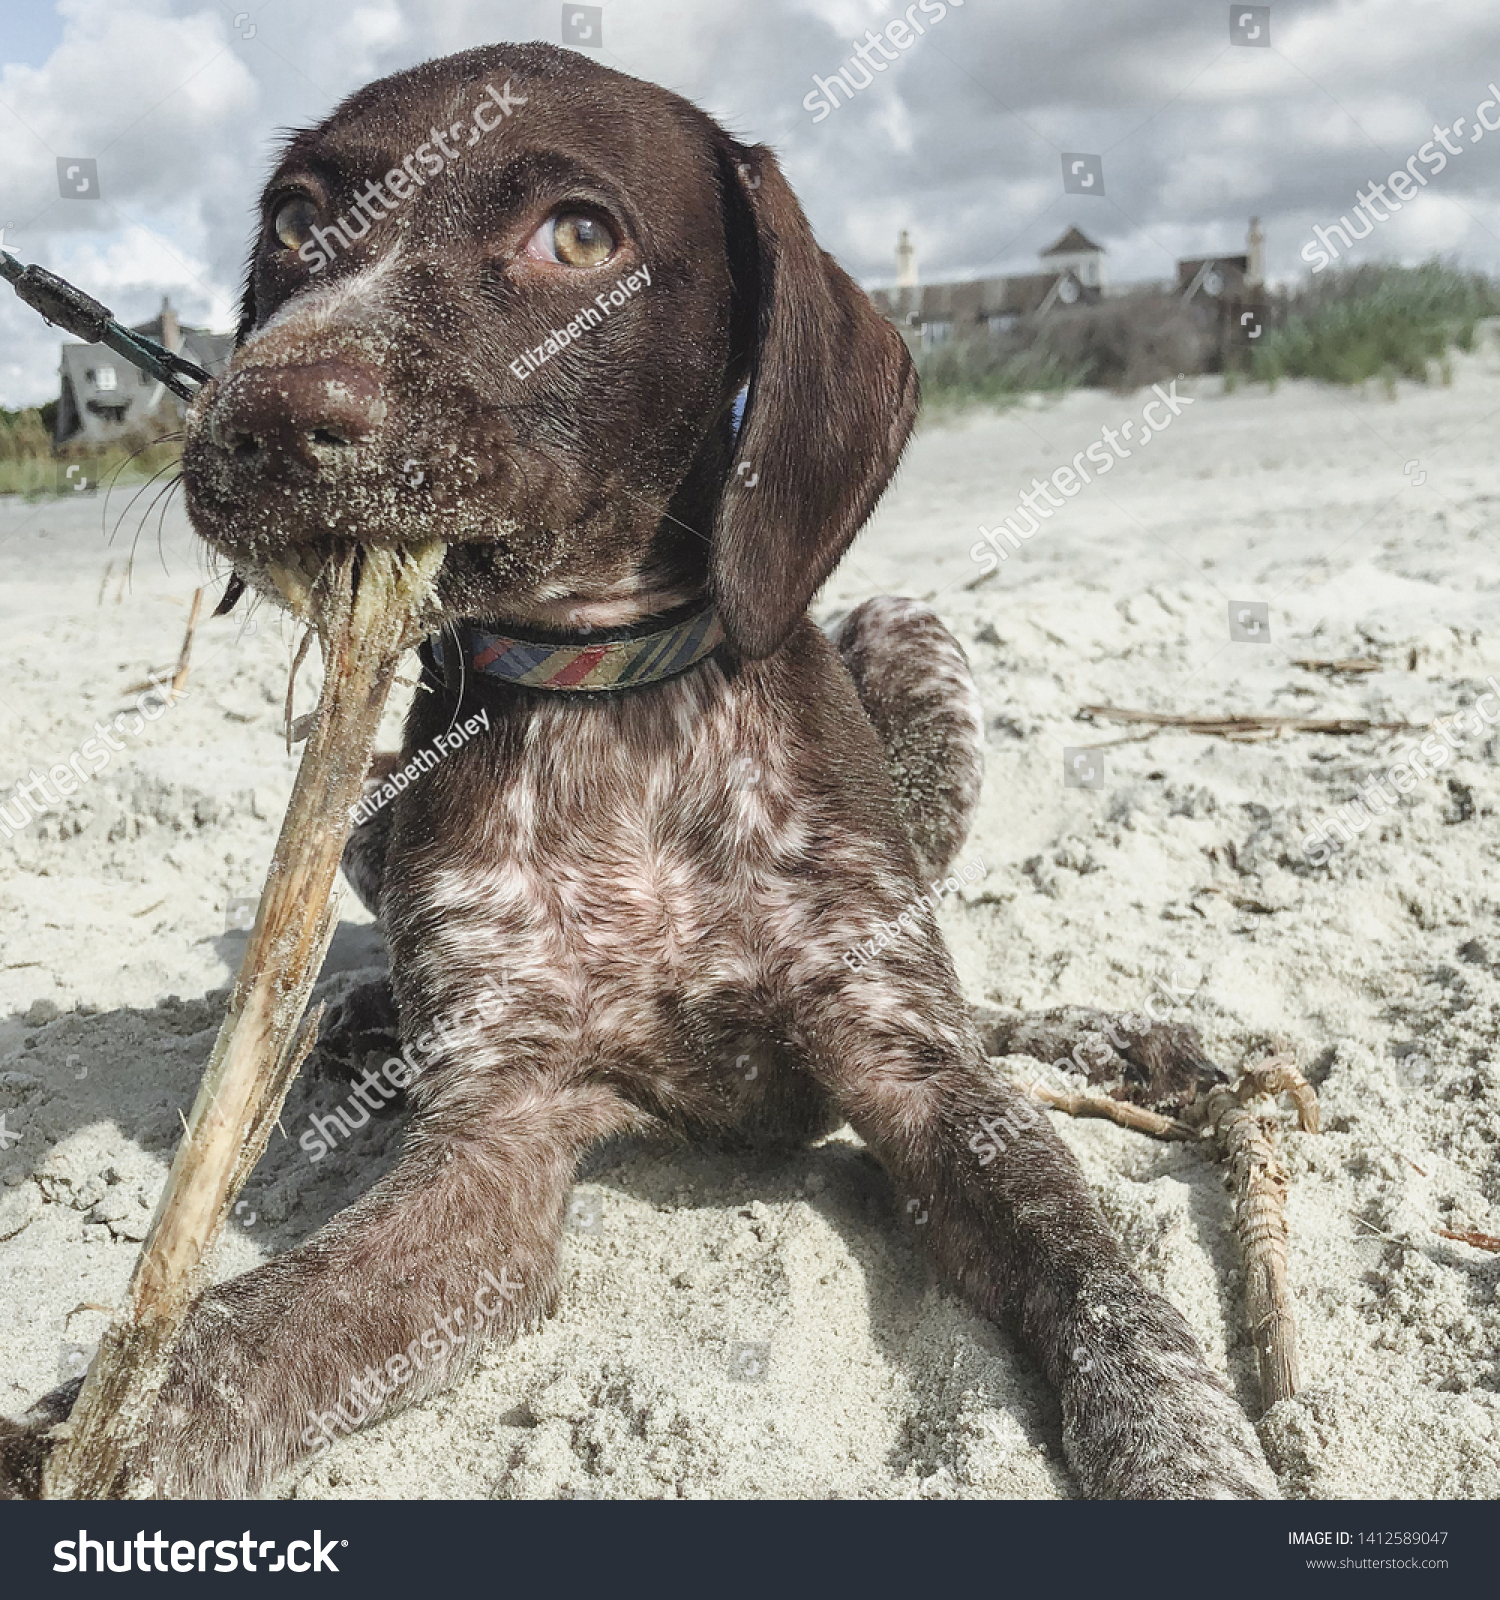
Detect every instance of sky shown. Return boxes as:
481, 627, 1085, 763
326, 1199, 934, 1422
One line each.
2, 0, 1497, 405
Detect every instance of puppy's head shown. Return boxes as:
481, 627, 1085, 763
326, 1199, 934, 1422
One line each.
183, 43, 916, 660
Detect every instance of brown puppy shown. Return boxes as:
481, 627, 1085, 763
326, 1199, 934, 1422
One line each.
0, 42, 1276, 1499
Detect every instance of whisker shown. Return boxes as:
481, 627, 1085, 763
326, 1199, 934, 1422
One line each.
106, 459, 180, 550
125, 473, 183, 591
154, 476, 184, 574
438, 617, 468, 744
100, 435, 184, 545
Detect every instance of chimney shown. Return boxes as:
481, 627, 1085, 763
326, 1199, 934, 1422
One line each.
159, 295, 180, 353
895, 229, 917, 289
1246, 217, 1265, 290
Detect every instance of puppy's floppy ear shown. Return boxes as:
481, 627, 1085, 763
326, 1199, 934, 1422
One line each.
712, 142, 918, 661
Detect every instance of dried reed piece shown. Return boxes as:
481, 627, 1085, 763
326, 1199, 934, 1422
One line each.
1205, 1053, 1318, 1412
1433, 1228, 1500, 1253
124, 585, 203, 702
1290, 656, 1381, 675
1017, 1035, 1318, 1415
1023, 1079, 1196, 1140
1078, 704, 1415, 741
169, 587, 204, 701
43, 542, 444, 1499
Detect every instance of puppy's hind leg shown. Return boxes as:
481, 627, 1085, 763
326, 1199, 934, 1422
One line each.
832, 597, 983, 882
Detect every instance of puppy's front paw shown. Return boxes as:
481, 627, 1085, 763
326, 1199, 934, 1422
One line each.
1061, 1295, 1279, 1499
316, 975, 401, 1081
0, 1378, 82, 1499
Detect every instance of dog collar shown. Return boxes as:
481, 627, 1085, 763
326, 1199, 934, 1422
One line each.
429, 604, 725, 693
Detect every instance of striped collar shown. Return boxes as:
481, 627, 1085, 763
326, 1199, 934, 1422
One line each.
429, 604, 725, 694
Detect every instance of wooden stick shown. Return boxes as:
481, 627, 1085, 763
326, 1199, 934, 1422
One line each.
1008, 1028, 1317, 1413
1290, 656, 1381, 675
168, 587, 203, 703
1205, 1053, 1317, 1413
1434, 1228, 1500, 1253
43, 541, 444, 1500
1024, 1080, 1196, 1140
1078, 704, 1415, 740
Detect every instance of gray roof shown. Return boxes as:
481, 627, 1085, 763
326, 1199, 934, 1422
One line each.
1040, 226, 1104, 256
870, 269, 1095, 324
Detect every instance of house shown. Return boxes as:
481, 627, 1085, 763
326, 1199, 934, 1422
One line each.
870, 218, 1268, 350
1039, 225, 1107, 290
1178, 218, 1264, 304
870, 227, 1103, 348
54, 297, 233, 448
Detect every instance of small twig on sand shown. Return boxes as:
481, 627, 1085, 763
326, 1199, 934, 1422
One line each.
1349, 1211, 1407, 1245
63, 1304, 112, 1330
1077, 705, 1414, 742
168, 588, 203, 702
983, 1009, 1317, 1414
1290, 656, 1381, 675
1434, 1228, 1500, 1253
124, 586, 203, 702
1024, 1080, 1196, 1140
1206, 1053, 1317, 1412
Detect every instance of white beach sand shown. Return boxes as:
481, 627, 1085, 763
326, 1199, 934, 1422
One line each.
2, 343, 1498, 1499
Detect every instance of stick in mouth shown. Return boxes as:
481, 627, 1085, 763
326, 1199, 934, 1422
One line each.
42, 541, 445, 1500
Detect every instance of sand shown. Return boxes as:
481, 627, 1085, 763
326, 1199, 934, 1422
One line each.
2, 342, 1498, 1499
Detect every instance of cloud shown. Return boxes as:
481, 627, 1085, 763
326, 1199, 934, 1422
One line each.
1, 0, 1497, 405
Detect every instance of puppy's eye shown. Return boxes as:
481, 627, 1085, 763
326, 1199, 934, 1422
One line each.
525, 211, 617, 268
272, 196, 320, 253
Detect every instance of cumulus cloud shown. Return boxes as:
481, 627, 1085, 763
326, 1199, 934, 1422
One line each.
1, 0, 1496, 404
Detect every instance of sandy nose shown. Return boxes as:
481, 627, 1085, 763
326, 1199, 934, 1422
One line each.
209, 360, 387, 473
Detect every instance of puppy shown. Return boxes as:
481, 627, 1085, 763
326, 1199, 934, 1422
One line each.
0, 42, 1276, 1499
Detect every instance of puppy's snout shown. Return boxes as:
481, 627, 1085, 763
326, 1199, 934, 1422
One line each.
209, 360, 387, 474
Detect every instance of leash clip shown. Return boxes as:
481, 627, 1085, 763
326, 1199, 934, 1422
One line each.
1, 250, 213, 401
